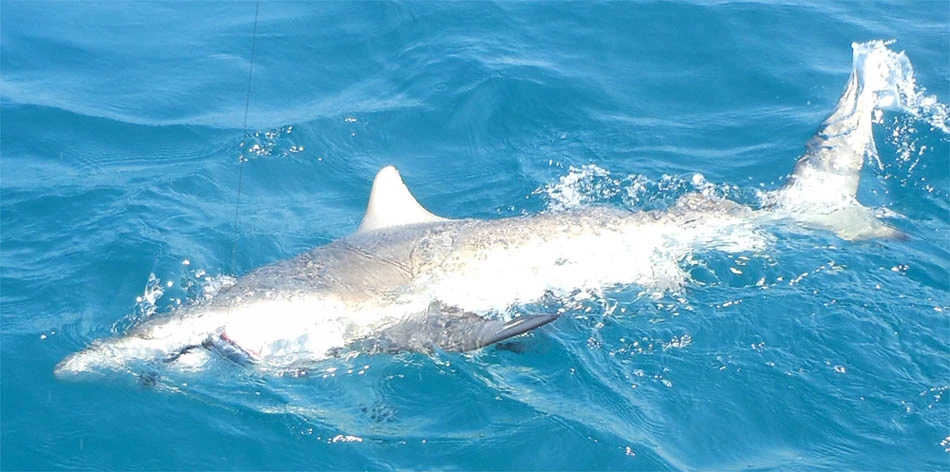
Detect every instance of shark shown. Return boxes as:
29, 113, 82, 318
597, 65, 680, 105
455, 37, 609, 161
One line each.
55, 41, 912, 378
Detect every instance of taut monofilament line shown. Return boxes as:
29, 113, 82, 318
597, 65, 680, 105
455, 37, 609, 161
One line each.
232, 0, 261, 273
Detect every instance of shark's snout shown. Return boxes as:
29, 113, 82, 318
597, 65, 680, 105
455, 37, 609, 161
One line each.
54, 348, 103, 378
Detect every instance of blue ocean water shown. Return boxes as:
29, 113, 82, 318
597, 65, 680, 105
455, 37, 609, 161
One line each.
2, 1, 948, 470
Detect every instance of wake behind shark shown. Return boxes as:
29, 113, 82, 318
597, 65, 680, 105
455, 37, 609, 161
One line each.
56, 41, 929, 378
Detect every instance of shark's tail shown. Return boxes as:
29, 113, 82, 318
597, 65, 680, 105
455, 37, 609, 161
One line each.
768, 41, 928, 240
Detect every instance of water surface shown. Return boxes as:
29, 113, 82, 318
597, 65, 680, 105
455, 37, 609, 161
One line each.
2, 2, 948, 470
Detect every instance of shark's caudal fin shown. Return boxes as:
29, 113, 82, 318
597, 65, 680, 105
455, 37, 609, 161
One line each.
358, 166, 447, 233
771, 41, 922, 240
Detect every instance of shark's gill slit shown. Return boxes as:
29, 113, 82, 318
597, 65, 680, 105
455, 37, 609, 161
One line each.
55, 41, 940, 379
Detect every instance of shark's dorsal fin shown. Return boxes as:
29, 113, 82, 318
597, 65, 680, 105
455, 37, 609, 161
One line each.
357, 166, 446, 233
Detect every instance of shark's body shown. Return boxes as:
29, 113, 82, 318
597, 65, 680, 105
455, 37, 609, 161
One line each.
58, 186, 759, 374
56, 41, 910, 377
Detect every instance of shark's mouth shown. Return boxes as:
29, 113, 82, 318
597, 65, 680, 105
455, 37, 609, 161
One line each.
205, 329, 262, 365
160, 330, 262, 367
206, 328, 261, 364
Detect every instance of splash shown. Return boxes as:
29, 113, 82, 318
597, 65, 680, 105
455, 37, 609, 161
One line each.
861, 41, 948, 134
541, 164, 744, 213
541, 164, 622, 210
240, 124, 306, 162
852, 40, 948, 176
110, 263, 236, 335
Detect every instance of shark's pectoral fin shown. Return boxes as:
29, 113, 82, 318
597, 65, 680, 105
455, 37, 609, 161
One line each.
425, 301, 559, 351
369, 301, 559, 354
460, 313, 560, 351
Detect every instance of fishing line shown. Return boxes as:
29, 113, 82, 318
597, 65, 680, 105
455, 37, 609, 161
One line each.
231, 0, 261, 273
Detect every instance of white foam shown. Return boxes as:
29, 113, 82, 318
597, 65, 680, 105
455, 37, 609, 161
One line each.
542, 164, 618, 210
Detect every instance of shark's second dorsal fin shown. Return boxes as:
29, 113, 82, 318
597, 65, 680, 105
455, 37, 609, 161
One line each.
357, 166, 446, 233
